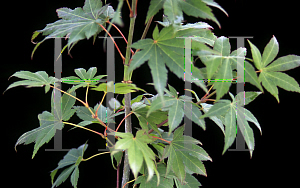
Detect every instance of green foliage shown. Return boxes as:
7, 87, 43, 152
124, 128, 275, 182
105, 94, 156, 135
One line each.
248, 36, 300, 102
14, 87, 77, 158
31, 0, 115, 57
4, 70, 58, 94
5, 0, 300, 187
50, 143, 88, 188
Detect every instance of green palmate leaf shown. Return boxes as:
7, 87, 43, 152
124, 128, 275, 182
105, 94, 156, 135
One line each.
248, 36, 300, 102
4, 71, 58, 94
15, 85, 78, 158
261, 35, 279, 67
111, 130, 158, 183
51, 143, 88, 188
165, 126, 210, 184
248, 39, 262, 70
128, 26, 207, 100
61, 67, 106, 92
222, 105, 236, 155
32, 0, 115, 57
200, 99, 231, 119
90, 81, 146, 94
15, 111, 64, 158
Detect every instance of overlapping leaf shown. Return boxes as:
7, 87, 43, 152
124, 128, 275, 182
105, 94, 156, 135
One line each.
51, 88, 77, 121
90, 81, 146, 94
134, 163, 174, 188
31, 0, 115, 57
72, 102, 120, 129
146, 86, 205, 135
145, 0, 227, 28
134, 105, 169, 135
62, 67, 106, 93
135, 162, 201, 187
163, 126, 211, 184
128, 26, 208, 103
4, 70, 58, 94
50, 143, 88, 188
110, 130, 159, 183
197, 36, 247, 101
210, 93, 262, 157
248, 36, 300, 102
15, 88, 77, 158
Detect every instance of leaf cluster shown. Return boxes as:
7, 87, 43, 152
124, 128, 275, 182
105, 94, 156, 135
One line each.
5, 0, 300, 188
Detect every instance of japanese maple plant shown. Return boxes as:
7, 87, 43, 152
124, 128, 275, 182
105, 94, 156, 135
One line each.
4, 0, 300, 187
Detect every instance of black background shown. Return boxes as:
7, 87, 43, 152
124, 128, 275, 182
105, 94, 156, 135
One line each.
2, 0, 299, 187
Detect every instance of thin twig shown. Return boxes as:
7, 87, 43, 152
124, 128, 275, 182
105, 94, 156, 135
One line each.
106, 21, 135, 55
82, 151, 110, 161
148, 119, 168, 134
116, 111, 133, 132
63, 122, 105, 138
96, 23, 125, 61
50, 85, 86, 107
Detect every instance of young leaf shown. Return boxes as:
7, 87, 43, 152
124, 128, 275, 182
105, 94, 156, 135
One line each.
111, 130, 157, 182
61, 67, 106, 91
51, 143, 88, 188
4, 70, 58, 94
90, 81, 146, 94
